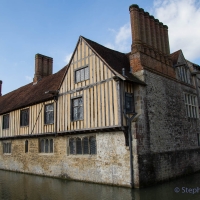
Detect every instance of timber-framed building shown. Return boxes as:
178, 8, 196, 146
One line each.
0, 4, 200, 188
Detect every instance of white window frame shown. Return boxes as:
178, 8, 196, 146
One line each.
184, 93, 199, 118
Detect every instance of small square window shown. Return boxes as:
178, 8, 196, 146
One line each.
2, 114, 9, 129
44, 104, 54, 124
125, 93, 134, 114
75, 66, 89, 83
20, 109, 29, 126
72, 97, 83, 121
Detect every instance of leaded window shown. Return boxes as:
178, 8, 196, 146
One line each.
125, 93, 134, 114
72, 97, 83, 121
83, 137, 89, 154
2, 114, 9, 129
177, 66, 191, 84
69, 138, 76, 154
76, 138, 82, 154
39, 138, 53, 153
20, 109, 29, 126
75, 66, 89, 83
69, 136, 97, 155
44, 104, 54, 124
3, 142, 11, 154
184, 93, 198, 118
90, 137, 96, 155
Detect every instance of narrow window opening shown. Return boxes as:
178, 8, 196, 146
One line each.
25, 140, 28, 153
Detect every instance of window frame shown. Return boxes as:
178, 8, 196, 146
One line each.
177, 66, 191, 84
2, 114, 9, 130
71, 96, 84, 121
74, 66, 89, 83
3, 141, 11, 154
184, 93, 199, 118
125, 93, 135, 114
20, 108, 29, 127
39, 138, 54, 153
68, 136, 97, 155
44, 103, 54, 125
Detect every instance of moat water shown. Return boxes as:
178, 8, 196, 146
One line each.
0, 170, 200, 200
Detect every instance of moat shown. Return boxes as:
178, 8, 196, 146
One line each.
0, 170, 200, 200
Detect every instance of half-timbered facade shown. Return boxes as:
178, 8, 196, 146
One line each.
0, 4, 200, 188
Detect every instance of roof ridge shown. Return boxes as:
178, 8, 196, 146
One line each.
81, 36, 128, 55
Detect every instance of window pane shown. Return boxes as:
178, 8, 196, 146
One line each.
80, 68, 85, 81
73, 99, 78, 107
3, 114, 9, 129
72, 97, 83, 121
40, 139, 44, 153
45, 139, 49, 153
90, 137, 96, 155
50, 139, 53, 153
85, 67, 89, 80
8, 143, 11, 153
45, 104, 54, 124
76, 138, 82, 154
125, 94, 134, 113
76, 70, 80, 83
69, 138, 74, 154
83, 137, 89, 154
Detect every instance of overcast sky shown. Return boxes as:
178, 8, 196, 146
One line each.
1, 0, 200, 95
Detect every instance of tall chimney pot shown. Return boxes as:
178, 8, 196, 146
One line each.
33, 54, 53, 83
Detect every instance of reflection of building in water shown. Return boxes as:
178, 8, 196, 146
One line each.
0, 4, 200, 188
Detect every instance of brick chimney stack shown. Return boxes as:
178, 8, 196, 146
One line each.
0, 80, 2, 96
129, 4, 175, 79
33, 54, 53, 83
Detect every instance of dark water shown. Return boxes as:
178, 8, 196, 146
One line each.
0, 170, 200, 200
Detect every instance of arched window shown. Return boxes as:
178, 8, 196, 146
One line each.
25, 140, 28, 153
76, 138, 82, 154
90, 137, 96, 155
39, 138, 54, 153
83, 137, 89, 154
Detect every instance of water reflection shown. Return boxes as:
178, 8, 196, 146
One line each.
0, 170, 200, 200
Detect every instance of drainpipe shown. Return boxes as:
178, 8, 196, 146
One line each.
121, 68, 138, 188
126, 112, 138, 188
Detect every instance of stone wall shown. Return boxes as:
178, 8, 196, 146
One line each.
134, 70, 200, 187
0, 131, 131, 187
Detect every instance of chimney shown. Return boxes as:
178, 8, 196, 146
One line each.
0, 80, 2, 96
33, 54, 53, 83
129, 4, 175, 78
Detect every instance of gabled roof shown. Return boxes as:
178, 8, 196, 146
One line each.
0, 66, 67, 115
170, 49, 181, 65
81, 36, 145, 85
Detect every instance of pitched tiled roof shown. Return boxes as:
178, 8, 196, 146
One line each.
82, 36, 145, 85
170, 49, 181, 65
0, 66, 67, 115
